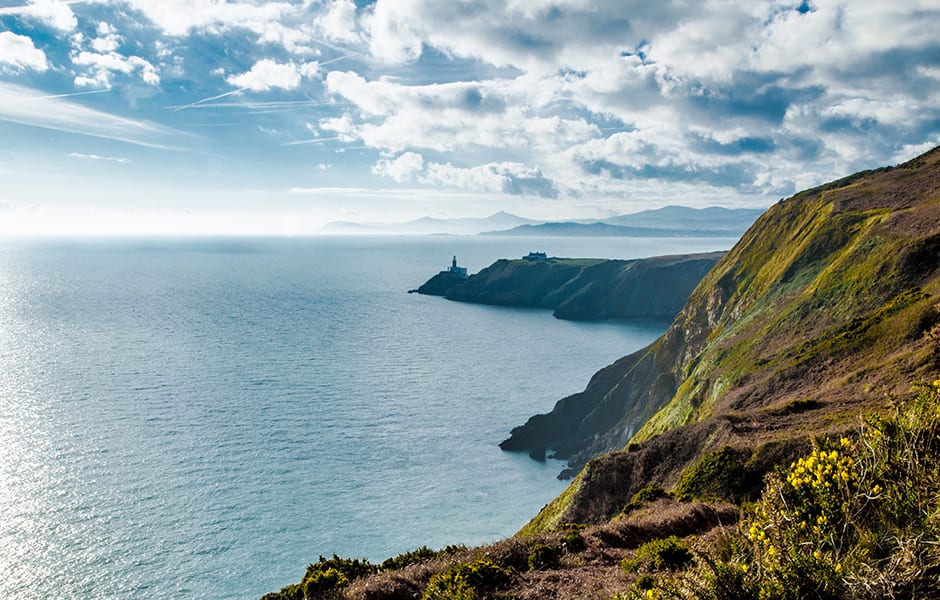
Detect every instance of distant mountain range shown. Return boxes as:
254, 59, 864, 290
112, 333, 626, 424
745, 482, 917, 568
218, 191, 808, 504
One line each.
320, 211, 539, 235
482, 206, 765, 237
321, 206, 765, 237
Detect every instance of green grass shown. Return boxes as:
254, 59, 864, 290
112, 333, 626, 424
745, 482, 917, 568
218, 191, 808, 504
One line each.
630, 382, 940, 599
517, 473, 583, 536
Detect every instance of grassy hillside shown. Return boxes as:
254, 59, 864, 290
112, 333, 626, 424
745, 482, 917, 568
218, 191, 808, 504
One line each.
503, 147, 940, 482
264, 147, 940, 599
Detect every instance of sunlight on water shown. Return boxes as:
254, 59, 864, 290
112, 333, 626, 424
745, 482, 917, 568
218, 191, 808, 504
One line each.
0, 236, 734, 598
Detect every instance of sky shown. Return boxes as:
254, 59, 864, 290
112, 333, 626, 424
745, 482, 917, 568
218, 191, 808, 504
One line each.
0, 0, 939, 235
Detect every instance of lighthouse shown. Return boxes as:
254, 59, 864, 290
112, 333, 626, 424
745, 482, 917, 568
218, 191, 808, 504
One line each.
447, 255, 468, 278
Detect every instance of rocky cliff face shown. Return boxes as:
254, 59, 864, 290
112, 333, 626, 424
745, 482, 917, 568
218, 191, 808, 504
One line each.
418, 253, 724, 322
416, 270, 467, 296
505, 148, 940, 519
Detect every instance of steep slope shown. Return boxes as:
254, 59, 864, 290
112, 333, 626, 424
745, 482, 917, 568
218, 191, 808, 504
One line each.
503, 147, 940, 518
263, 150, 940, 600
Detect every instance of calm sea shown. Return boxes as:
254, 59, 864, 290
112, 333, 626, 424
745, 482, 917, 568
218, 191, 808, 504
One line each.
0, 235, 735, 599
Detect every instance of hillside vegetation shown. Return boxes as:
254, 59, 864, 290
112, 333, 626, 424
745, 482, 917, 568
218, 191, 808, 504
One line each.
503, 147, 940, 483
265, 147, 940, 599
263, 387, 940, 600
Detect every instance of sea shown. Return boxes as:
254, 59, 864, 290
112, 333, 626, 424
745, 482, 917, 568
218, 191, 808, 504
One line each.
0, 235, 736, 599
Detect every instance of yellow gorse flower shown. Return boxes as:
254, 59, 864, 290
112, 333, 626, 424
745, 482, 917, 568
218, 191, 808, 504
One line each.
785, 447, 857, 492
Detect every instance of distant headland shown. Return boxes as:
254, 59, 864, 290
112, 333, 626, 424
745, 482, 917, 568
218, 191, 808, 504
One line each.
415, 251, 724, 322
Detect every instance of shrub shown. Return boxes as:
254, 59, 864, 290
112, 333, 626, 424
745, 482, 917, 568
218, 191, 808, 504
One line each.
381, 546, 438, 571
634, 573, 655, 590
623, 485, 671, 514
641, 381, 940, 599
674, 447, 750, 502
261, 583, 303, 600
560, 529, 586, 553
421, 558, 512, 600
622, 536, 693, 573
300, 555, 377, 599
303, 568, 348, 599
527, 544, 562, 571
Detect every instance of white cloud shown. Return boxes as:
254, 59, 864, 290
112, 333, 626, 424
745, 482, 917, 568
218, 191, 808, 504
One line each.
2, 0, 936, 216
372, 152, 424, 182
74, 72, 111, 89
318, 113, 358, 142
226, 59, 319, 91
121, 0, 324, 56
323, 70, 596, 154
90, 22, 122, 53
68, 152, 131, 164
420, 161, 525, 193
71, 51, 161, 88
317, 0, 361, 43
365, 0, 423, 64
298, 61, 320, 79
311, 0, 939, 202
123, 0, 295, 36
0, 82, 187, 149
0, 0, 77, 32
0, 32, 49, 72
371, 152, 559, 197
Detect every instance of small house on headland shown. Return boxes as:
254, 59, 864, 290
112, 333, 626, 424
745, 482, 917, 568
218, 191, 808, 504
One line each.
524, 251, 548, 261
447, 256, 468, 278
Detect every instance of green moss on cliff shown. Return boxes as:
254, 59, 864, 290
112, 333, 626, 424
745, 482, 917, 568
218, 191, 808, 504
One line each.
517, 473, 583, 537
516, 146, 940, 533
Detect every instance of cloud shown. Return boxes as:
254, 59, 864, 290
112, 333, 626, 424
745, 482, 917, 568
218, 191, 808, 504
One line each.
322, 70, 596, 155
90, 21, 122, 53
122, 0, 295, 37
372, 152, 423, 182
372, 152, 559, 197
424, 160, 559, 197
0, 82, 188, 149
68, 152, 131, 164
226, 59, 319, 91
0, 0, 77, 32
0, 32, 49, 72
121, 0, 323, 55
71, 50, 161, 88
312, 0, 940, 201
317, 0, 361, 43
2, 0, 939, 214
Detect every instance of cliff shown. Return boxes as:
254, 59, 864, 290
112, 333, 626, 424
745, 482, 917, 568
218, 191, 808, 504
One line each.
418, 253, 724, 322
415, 270, 467, 296
506, 146, 940, 526
264, 148, 940, 600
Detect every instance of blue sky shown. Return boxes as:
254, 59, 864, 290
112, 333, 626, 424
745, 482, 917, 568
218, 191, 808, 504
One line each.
0, 0, 938, 234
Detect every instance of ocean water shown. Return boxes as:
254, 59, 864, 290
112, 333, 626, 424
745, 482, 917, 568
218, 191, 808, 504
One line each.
0, 235, 736, 599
